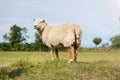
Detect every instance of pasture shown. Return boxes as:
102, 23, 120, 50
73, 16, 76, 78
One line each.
0, 51, 120, 80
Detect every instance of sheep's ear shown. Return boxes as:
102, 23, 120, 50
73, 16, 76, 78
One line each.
33, 19, 35, 21
42, 19, 46, 23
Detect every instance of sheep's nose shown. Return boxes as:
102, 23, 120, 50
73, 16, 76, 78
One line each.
34, 25, 39, 30
34, 25, 37, 27
34, 25, 37, 29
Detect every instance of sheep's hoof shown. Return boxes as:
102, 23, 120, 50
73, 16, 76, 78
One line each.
68, 59, 74, 63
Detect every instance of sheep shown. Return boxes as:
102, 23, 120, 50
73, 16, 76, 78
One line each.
33, 18, 82, 63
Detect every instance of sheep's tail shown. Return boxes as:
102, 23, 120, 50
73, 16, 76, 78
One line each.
74, 28, 82, 49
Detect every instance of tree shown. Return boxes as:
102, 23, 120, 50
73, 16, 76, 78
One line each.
3, 33, 9, 42
34, 33, 49, 51
3, 24, 27, 49
10, 25, 27, 44
93, 37, 102, 47
0, 42, 12, 51
110, 35, 120, 47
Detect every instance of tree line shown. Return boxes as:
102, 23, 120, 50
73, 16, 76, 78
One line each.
0, 24, 49, 51
93, 36, 120, 48
0, 24, 120, 51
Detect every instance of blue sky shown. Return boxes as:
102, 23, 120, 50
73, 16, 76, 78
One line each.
0, 0, 120, 47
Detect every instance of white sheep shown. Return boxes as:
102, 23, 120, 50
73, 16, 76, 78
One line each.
33, 18, 82, 63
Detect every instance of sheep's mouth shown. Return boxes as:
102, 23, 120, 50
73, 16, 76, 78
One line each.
34, 26, 39, 30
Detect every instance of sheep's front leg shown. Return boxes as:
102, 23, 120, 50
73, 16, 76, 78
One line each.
68, 46, 74, 63
55, 48, 59, 59
50, 48, 54, 60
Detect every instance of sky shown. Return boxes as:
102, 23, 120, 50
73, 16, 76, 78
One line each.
0, 0, 120, 47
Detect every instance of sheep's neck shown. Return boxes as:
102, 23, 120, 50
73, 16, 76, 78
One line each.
41, 24, 52, 37
38, 23, 47, 35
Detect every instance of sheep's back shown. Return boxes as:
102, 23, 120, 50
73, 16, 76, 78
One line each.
42, 23, 81, 48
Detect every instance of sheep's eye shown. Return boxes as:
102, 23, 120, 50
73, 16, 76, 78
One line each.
38, 23, 42, 26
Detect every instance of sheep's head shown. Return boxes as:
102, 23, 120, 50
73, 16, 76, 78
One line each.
33, 18, 47, 31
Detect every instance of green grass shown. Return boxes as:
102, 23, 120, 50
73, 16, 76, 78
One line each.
0, 51, 120, 66
0, 51, 120, 80
0, 52, 50, 66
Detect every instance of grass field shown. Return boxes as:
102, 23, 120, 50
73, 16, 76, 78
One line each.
0, 51, 120, 80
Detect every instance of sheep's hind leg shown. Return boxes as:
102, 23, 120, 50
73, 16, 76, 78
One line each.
74, 48, 78, 62
68, 46, 74, 63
